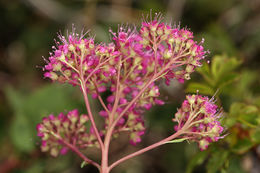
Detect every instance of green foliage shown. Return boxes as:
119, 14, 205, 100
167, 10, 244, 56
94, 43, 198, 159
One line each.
186, 54, 241, 96
5, 84, 82, 153
186, 55, 260, 173
186, 150, 208, 173
206, 149, 229, 173
201, 24, 238, 56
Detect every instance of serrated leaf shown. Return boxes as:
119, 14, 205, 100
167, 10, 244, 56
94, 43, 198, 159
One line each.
197, 62, 214, 85
211, 55, 241, 80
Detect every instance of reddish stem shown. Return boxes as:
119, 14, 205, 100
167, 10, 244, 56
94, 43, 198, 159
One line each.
80, 77, 104, 149
57, 134, 100, 170
109, 129, 184, 170
101, 57, 122, 173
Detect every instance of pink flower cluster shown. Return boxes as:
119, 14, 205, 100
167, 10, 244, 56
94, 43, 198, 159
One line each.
37, 110, 98, 157
44, 33, 117, 96
41, 16, 209, 148
173, 95, 224, 150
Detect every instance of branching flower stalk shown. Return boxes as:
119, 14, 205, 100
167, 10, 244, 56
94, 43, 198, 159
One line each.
37, 14, 224, 173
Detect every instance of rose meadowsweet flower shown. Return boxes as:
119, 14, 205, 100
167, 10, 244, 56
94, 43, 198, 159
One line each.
40, 13, 213, 164
43, 31, 120, 98
101, 15, 207, 145
139, 17, 207, 84
36, 109, 98, 157
173, 94, 224, 150
36, 13, 227, 172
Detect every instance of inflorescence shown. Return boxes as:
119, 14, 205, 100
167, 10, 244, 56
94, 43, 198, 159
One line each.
38, 14, 223, 168
173, 95, 224, 150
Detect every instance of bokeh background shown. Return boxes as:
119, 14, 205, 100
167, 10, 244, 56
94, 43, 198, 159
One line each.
1, 0, 260, 173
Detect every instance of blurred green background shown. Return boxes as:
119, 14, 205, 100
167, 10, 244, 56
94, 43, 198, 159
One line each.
0, 0, 260, 173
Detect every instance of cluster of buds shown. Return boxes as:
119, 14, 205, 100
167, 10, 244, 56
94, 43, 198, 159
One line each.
139, 18, 206, 84
173, 95, 224, 150
98, 82, 163, 145
40, 14, 223, 163
44, 32, 119, 97
103, 110, 146, 145
37, 109, 98, 157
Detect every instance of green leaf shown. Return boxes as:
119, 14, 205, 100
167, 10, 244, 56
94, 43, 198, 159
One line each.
185, 82, 215, 96
197, 62, 214, 85
238, 105, 259, 127
254, 96, 260, 107
202, 24, 238, 56
9, 114, 35, 152
250, 128, 260, 143
229, 103, 245, 117
211, 55, 223, 79
211, 55, 241, 84
217, 73, 240, 88
228, 102, 260, 128
231, 138, 254, 154
5, 84, 83, 153
23, 84, 80, 123
186, 150, 209, 173
81, 161, 88, 168
165, 138, 188, 144
4, 86, 25, 115
225, 156, 246, 173
206, 150, 229, 173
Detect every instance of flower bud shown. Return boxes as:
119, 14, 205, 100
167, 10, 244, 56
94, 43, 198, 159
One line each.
79, 114, 89, 124
58, 53, 66, 62
78, 40, 86, 51
50, 147, 59, 157
163, 50, 172, 59
199, 139, 209, 150
186, 39, 194, 49
68, 44, 75, 51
